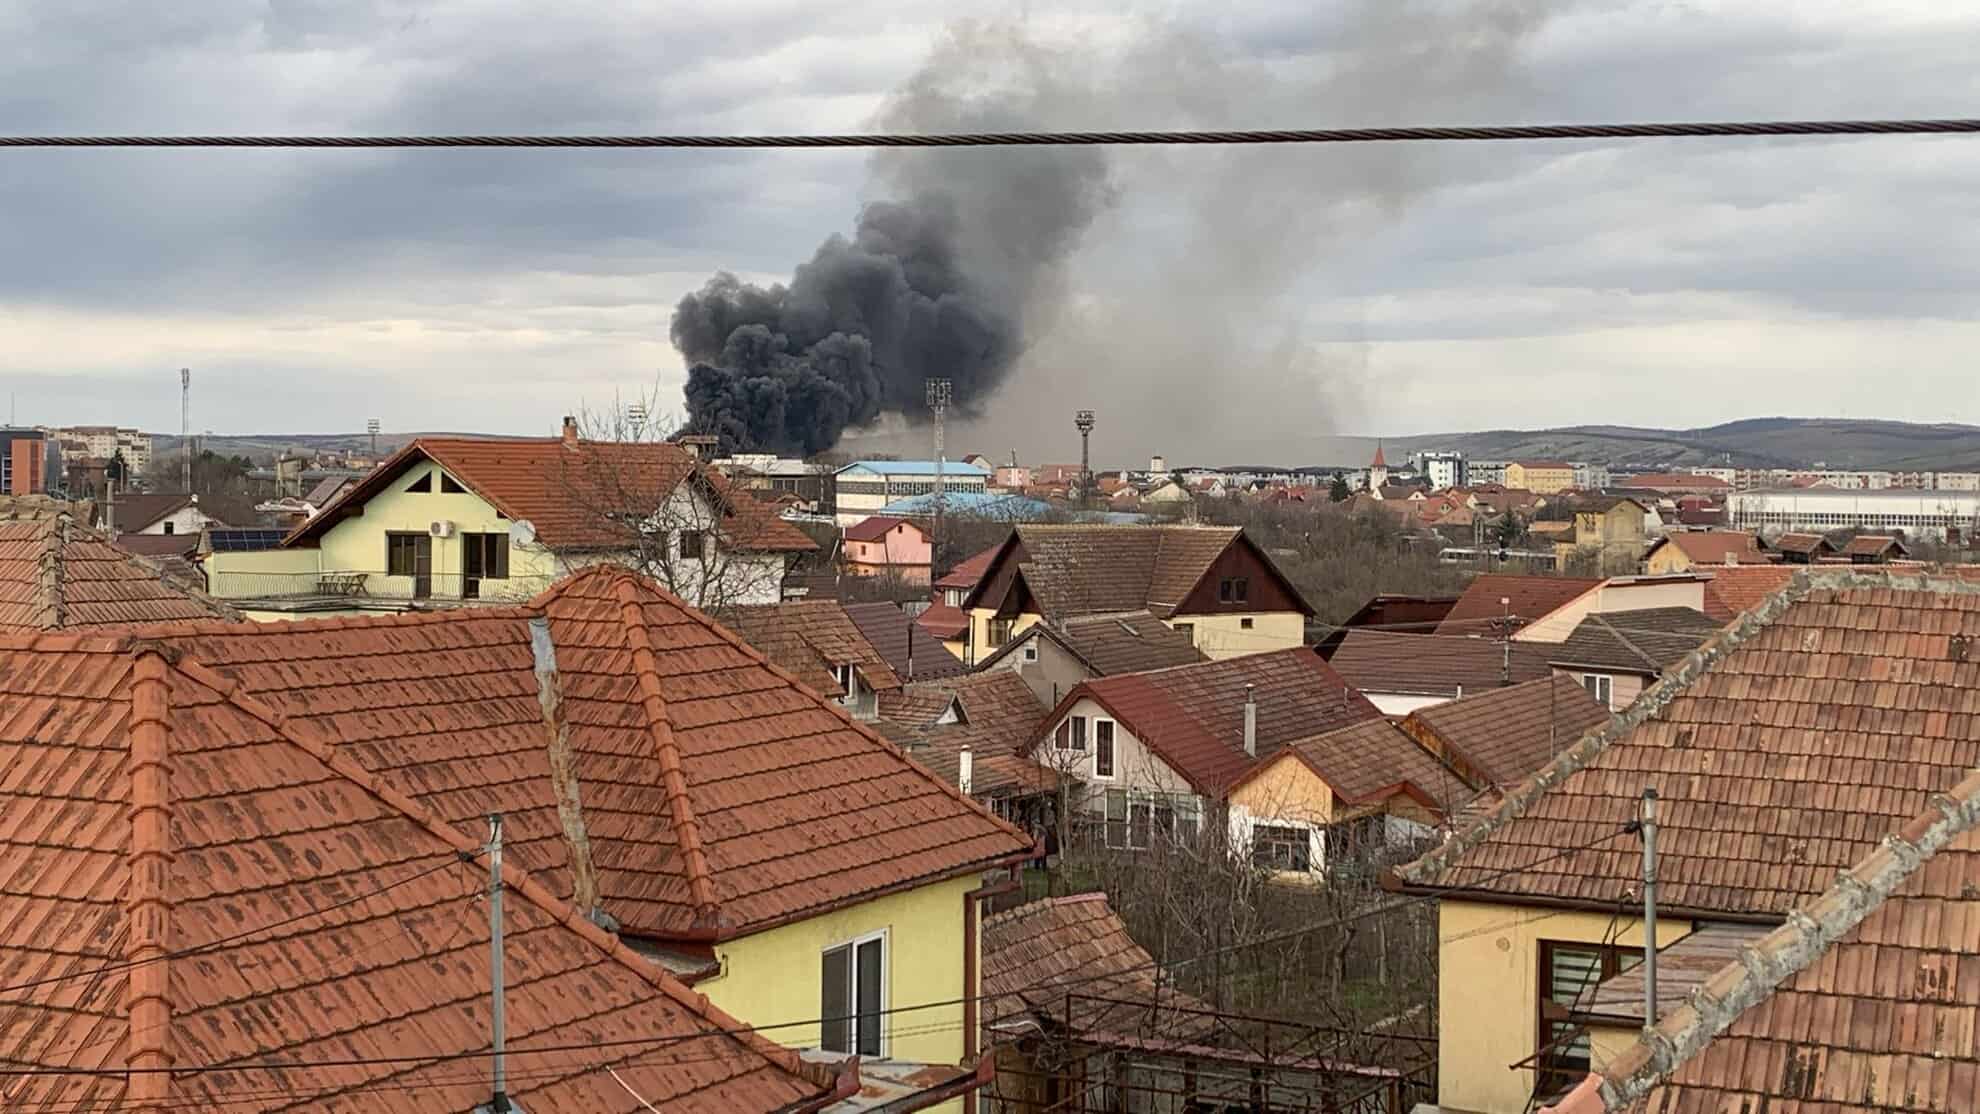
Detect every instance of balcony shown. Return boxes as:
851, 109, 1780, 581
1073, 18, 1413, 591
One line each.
205, 568, 556, 613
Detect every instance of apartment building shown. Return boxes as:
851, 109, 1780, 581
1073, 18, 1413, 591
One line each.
0, 428, 45, 495
44, 424, 153, 473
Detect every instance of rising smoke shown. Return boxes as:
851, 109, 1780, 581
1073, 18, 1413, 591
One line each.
678, 4, 1558, 458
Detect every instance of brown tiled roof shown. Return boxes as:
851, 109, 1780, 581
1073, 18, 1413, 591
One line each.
1248, 718, 1469, 812
109, 531, 199, 558
1697, 564, 1794, 622
1545, 608, 1722, 676
1056, 649, 1382, 795
881, 672, 1056, 796
0, 517, 239, 630
877, 684, 962, 727
147, 567, 1032, 941
1615, 472, 1731, 492
1327, 629, 1550, 697
1400, 674, 1611, 788
915, 600, 969, 641
934, 543, 1002, 590
842, 601, 970, 682
291, 436, 816, 552
977, 609, 1205, 676
0, 633, 837, 1112
968, 525, 1313, 621
1648, 531, 1772, 568
982, 894, 1213, 1038
1398, 572, 1980, 922
729, 599, 903, 696
1436, 574, 1601, 634
1545, 771, 1980, 1114
844, 514, 924, 543
107, 491, 195, 533
1841, 532, 1906, 557
1769, 532, 1833, 556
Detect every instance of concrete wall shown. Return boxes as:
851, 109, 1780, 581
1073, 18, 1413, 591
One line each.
1184, 610, 1305, 660
1226, 752, 1333, 880
977, 629, 1093, 708
1514, 579, 1705, 643
1035, 695, 1196, 818
1551, 667, 1646, 713
1437, 901, 1692, 1114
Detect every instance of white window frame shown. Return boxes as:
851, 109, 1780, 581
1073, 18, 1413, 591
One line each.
1021, 642, 1039, 663
1092, 718, 1116, 780
834, 663, 857, 701
820, 928, 889, 1057
1582, 672, 1614, 710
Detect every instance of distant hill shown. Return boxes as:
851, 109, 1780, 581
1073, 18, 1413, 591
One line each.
1351, 417, 1980, 473
152, 432, 487, 463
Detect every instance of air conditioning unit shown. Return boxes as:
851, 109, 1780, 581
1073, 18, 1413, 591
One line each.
428, 520, 457, 538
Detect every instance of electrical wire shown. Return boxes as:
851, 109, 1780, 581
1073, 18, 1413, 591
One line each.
5, 118, 1980, 149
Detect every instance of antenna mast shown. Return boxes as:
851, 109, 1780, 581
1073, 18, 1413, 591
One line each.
1075, 410, 1096, 507
180, 368, 191, 493
926, 378, 952, 563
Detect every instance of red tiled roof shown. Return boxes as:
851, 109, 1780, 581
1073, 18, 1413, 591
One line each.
842, 601, 970, 682
0, 633, 837, 1112
975, 609, 1205, 677
982, 894, 1213, 1038
1327, 629, 1550, 697
882, 672, 1055, 798
105, 491, 195, 531
145, 567, 1032, 941
1435, 574, 1601, 635
934, 544, 1001, 591
109, 531, 200, 558
1697, 564, 1794, 622
1648, 531, 1773, 568
290, 436, 815, 552
1399, 573, 1980, 920
1244, 717, 1469, 812
915, 600, 969, 641
729, 599, 903, 696
967, 525, 1313, 620
1400, 674, 1611, 788
1050, 649, 1382, 795
0, 517, 238, 630
844, 515, 924, 543
1769, 532, 1833, 556
1615, 472, 1731, 492
1841, 533, 1906, 557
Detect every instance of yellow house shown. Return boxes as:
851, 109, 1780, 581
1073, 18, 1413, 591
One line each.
1639, 530, 1773, 575
1393, 569, 1967, 1114
1503, 461, 1576, 495
1553, 496, 1649, 576
154, 565, 1036, 1110
203, 418, 815, 621
960, 524, 1313, 663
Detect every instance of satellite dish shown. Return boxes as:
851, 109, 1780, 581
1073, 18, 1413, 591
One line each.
509, 519, 538, 546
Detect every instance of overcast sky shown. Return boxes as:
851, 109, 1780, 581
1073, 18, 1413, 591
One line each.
6, 0, 1980, 464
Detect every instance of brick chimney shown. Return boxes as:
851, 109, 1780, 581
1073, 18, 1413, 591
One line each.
560, 415, 579, 445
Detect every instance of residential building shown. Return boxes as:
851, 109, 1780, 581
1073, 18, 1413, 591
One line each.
1419, 450, 1466, 490
1312, 592, 1461, 657
992, 463, 1033, 489
1840, 532, 1908, 563
1769, 531, 1836, 563
843, 600, 971, 682
1434, 574, 1605, 636
1556, 496, 1649, 575
40, 423, 152, 473
842, 515, 932, 585
972, 607, 1205, 707
835, 461, 991, 525
1727, 486, 1980, 541
1396, 674, 1610, 791
202, 418, 815, 618
1395, 570, 1980, 1114
1503, 460, 1575, 494
1138, 478, 1193, 504
729, 599, 903, 720
1616, 472, 1732, 497
255, 474, 355, 527
1543, 607, 1722, 711
1639, 530, 1773, 574
0, 514, 238, 630
1696, 563, 1794, 622
1570, 461, 1609, 490
875, 670, 1057, 822
1509, 574, 1709, 643
1325, 629, 1552, 715
0, 427, 46, 495
1469, 459, 1510, 487
711, 453, 836, 515
1028, 648, 1382, 848
919, 542, 1000, 658
0, 629, 885, 1113
148, 567, 1034, 1092
961, 524, 1314, 662
106, 491, 216, 537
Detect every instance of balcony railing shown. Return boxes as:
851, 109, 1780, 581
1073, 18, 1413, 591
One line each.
206, 569, 556, 605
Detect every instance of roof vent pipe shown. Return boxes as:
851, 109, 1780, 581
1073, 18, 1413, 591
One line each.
1242, 684, 1257, 757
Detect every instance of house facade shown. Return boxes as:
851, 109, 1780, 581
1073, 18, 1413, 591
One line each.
842, 515, 932, 585
1503, 461, 1576, 494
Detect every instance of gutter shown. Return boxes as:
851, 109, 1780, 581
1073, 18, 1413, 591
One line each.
1378, 871, 1786, 926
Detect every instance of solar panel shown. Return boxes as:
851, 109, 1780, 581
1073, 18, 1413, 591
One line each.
207, 529, 287, 552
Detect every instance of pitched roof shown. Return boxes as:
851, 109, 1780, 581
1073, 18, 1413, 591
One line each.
1398, 572, 1980, 920
966, 525, 1313, 620
109, 531, 200, 558
842, 601, 970, 682
291, 436, 815, 552
301, 474, 351, 506
976, 609, 1206, 677
1054, 649, 1382, 794
839, 460, 991, 477
1400, 674, 1611, 788
1770, 531, 1834, 555
1646, 531, 1773, 567
1697, 564, 1794, 622
145, 568, 1033, 941
1435, 574, 1601, 635
0, 633, 837, 1112
844, 515, 924, 543
1544, 771, 1980, 1114
981, 894, 1212, 1038
1251, 718, 1469, 812
915, 600, 969, 641
0, 517, 239, 630
876, 684, 963, 728
1615, 472, 1731, 491
1545, 607, 1723, 676
107, 491, 195, 532
728, 599, 903, 696
1841, 532, 1907, 557
878, 671, 1055, 797
1327, 629, 1550, 697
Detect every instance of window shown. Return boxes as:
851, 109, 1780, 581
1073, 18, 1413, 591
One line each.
1021, 643, 1038, 663
1094, 720, 1115, 778
1251, 825, 1311, 873
821, 932, 886, 1056
1172, 622, 1194, 644
834, 663, 855, 698
1582, 673, 1614, 709
403, 471, 434, 493
1104, 791, 1201, 850
162, 521, 174, 535
386, 533, 423, 577
463, 532, 510, 598
1537, 941, 1640, 1096
1218, 576, 1251, 604
988, 619, 1014, 647
679, 529, 706, 560
1069, 715, 1087, 752
439, 472, 466, 494
1240, 617, 1253, 630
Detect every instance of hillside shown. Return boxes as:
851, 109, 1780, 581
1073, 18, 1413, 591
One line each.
1354, 417, 1980, 473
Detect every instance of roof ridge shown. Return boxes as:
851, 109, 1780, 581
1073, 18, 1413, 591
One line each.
1565, 767, 1980, 1113
1591, 613, 1662, 674
126, 650, 176, 1113
154, 643, 830, 1096
608, 574, 722, 927
36, 515, 63, 629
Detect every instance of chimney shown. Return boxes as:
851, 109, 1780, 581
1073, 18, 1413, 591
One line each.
560, 415, 579, 445
1242, 683, 1257, 757
959, 745, 974, 796
678, 434, 719, 461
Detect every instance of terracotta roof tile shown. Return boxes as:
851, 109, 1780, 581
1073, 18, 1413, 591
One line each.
0, 634, 835, 1112
843, 601, 970, 682
1545, 608, 1723, 676
1058, 649, 1381, 795
104, 492, 194, 532
1698, 564, 1795, 622
982, 894, 1213, 1038
844, 515, 923, 543
1770, 532, 1834, 556
1401, 674, 1611, 788
1437, 574, 1601, 634
969, 525, 1311, 621
1273, 718, 1470, 810
1648, 531, 1774, 567
1841, 533, 1907, 558
977, 609, 1205, 676
729, 600, 903, 696
1401, 571, 1980, 921
882, 672, 1055, 797
1328, 629, 1550, 697
933, 544, 1001, 591
0, 517, 239, 630
914, 600, 969, 642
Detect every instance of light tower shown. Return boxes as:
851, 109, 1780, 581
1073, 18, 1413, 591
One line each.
926, 379, 952, 565
366, 417, 381, 458
1075, 409, 1096, 506
626, 402, 649, 440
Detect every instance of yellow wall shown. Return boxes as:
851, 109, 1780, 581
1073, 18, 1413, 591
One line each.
1228, 753, 1334, 827
1437, 900, 1692, 1114
702, 876, 974, 1078
1642, 543, 1694, 576
1504, 464, 1574, 495
966, 608, 1041, 665
315, 462, 557, 601
1183, 611, 1305, 659
1513, 579, 1705, 643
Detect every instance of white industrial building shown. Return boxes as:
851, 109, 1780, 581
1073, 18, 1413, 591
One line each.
833, 460, 991, 525
1728, 488, 1980, 542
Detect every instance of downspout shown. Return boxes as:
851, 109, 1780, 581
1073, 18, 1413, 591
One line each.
127, 651, 176, 1114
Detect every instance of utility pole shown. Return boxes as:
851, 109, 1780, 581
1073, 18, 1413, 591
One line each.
487, 813, 510, 1114
180, 368, 192, 494
1499, 596, 1512, 685
1640, 788, 1660, 1033
926, 379, 951, 566
1074, 410, 1096, 507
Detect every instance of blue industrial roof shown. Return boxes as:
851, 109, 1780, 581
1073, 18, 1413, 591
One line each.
836, 460, 992, 478
877, 492, 1052, 520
